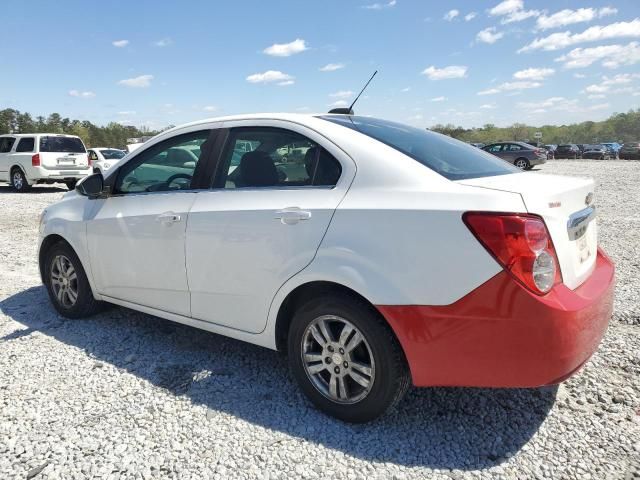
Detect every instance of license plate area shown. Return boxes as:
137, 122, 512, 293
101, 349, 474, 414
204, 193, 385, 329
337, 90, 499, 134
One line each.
57, 157, 76, 165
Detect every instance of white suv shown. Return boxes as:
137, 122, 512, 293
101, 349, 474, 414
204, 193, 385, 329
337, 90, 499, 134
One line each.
0, 133, 91, 191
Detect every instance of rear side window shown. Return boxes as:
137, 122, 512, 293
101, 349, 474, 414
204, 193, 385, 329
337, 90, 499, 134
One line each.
16, 137, 35, 152
319, 116, 519, 180
39, 136, 86, 153
0, 137, 15, 153
217, 128, 341, 189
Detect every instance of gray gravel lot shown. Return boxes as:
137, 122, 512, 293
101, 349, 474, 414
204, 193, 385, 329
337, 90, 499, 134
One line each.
1, 160, 639, 480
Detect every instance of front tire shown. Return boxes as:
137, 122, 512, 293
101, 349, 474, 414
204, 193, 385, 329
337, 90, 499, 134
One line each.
11, 169, 30, 192
42, 241, 102, 318
288, 293, 410, 423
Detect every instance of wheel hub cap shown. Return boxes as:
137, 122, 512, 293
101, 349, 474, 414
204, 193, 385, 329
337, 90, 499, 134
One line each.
50, 255, 78, 308
301, 315, 375, 404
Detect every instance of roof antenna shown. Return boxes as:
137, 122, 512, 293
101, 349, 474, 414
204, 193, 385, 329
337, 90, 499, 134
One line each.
328, 70, 377, 115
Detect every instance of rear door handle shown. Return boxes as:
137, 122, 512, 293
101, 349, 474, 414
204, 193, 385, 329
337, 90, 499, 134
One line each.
275, 207, 312, 225
156, 212, 181, 225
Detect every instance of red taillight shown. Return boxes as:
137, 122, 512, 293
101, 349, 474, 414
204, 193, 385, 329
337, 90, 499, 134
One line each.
32, 153, 40, 166
87, 154, 92, 166
463, 212, 562, 295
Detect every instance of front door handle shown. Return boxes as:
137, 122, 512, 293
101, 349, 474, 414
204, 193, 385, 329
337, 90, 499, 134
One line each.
275, 207, 312, 225
156, 212, 181, 225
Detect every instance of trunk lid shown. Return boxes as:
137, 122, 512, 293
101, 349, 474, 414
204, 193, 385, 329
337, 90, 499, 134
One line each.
38, 135, 88, 169
458, 172, 597, 290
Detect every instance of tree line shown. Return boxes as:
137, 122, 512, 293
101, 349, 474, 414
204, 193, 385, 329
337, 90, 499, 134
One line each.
1, 107, 638, 149
0, 109, 163, 149
430, 109, 640, 145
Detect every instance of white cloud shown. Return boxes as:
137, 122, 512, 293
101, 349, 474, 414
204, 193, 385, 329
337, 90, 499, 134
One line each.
421, 65, 468, 80
118, 75, 154, 88
587, 94, 606, 99
202, 106, 218, 112
519, 19, 640, 52
476, 27, 504, 44
112, 39, 129, 48
478, 81, 542, 95
153, 38, 173, 47
246, 70, 295, 85
444, 9, 459, 21
329, 90, 353, 98
517, 96, 610, 114
536, 7, 618, 31
465, 12, 477, 21
263, 38, 308, 57
117, 111, 136, 115
501, 9, 540, 24
555, 41, 640, 69
573, 73, 586, 78
278, 80, 295, 86
401, 87, 411, 92
480, 104, 497, 109
513, 67, 555, 80
581, 73, 640, 95
430, 96, 447, 102
328, 100, 349, 108
319, 63, 345, 72
489, 0, 523, 17
68, 90, 95, 98
362, 0, 396, 10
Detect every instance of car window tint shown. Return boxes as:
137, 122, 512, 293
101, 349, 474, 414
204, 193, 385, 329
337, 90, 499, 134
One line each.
16, 137, 35, 152
115, 130, 211, 194
507, 144, 522, 151
39, 136, 86, 153
218, 128, 341, 189
486, 144, 503, 153
0, 137, 15, 153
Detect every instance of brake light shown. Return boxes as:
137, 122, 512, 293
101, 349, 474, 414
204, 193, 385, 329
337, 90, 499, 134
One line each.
32, 154, 40, 166
87, 154, 92, 166
463, 212, 562, 295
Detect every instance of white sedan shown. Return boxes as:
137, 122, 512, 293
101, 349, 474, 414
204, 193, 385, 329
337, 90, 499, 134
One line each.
88, 148, 126, 174
38, 113, 614, 422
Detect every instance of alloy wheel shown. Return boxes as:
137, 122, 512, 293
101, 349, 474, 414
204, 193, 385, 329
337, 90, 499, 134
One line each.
515, 159, 528, 169
12, 171, 23, 190
50, 255, 78, 308
301, 315, 376, 404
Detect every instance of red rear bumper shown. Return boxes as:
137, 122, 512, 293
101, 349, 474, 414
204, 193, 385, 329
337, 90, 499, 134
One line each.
377, 249, 615, 387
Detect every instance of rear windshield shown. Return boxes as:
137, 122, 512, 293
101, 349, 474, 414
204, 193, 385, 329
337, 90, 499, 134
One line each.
318, 115, 519, 180
100, 149, 126, 160
39, 136, 86, 153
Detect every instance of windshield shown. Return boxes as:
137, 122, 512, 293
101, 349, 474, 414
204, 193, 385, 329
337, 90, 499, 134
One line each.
318, 115, 519, 180
100, 149, 126, 160
39, 136, 86, 153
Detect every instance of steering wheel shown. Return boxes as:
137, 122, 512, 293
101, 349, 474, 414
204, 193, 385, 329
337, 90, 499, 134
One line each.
165, 173, 192, 190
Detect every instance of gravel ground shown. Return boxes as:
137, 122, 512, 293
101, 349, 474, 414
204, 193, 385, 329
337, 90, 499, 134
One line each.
0, 160, 638, 480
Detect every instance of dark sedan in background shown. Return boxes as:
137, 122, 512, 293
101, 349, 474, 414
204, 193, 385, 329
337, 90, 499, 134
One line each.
555, 144, 582, 159
619, 142, 640, 160
581, 145, 612, 160
482, 141, 547, 170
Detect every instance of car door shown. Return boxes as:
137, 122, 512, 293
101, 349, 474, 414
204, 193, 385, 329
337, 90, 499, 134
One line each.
86, 128, 218, 316
503, 143, 522, 163
186, 121, 355, 334
0, 137, 16, 181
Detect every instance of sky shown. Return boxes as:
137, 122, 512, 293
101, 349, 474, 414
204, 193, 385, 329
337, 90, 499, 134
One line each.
1, 0, 639, 130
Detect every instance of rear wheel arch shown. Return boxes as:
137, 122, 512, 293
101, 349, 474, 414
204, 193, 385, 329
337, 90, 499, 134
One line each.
274, 281, 406, 360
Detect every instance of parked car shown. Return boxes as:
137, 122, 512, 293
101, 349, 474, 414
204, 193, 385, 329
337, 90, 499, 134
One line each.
38, 113, 614, 423
555, 144, 581, 159
481, 141, 547, 170
601, 142, 622, 158
543, 144, 557, 159
88, 148, 127, 174
0, 134, 90, 191
581, 145, 612, 160
619, 142, 640, 160
601, 144, 618, 159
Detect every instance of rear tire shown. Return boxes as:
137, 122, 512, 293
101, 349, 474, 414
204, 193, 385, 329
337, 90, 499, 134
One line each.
288, 293, 410, 423
42, 241, 102, 318
11, 168, 30, 192
514, 158, 530, 170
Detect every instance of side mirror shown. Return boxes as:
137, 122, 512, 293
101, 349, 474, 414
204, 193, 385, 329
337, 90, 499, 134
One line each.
76, 173, 105, 199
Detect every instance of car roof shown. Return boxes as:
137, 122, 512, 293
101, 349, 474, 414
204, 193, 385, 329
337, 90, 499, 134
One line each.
0, 133, 80, 137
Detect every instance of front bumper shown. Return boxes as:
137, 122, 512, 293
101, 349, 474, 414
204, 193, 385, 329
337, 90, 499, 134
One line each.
377, 248, 614, 388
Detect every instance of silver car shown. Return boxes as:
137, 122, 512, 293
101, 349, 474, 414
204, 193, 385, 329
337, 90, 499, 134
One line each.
482, 142, 547, 170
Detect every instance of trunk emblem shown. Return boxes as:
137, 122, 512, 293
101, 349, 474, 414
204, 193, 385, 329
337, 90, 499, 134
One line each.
585, 193, 594, 205
549, 201, 561, 208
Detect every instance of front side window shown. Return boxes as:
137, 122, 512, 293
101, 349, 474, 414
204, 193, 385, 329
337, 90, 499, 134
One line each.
115, 130, 211, 194
0, 137, 15, 153
16, 137, 35, 152
320, 116, 520, 180
217, 128, 341, 189
40, 136, 86, 153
